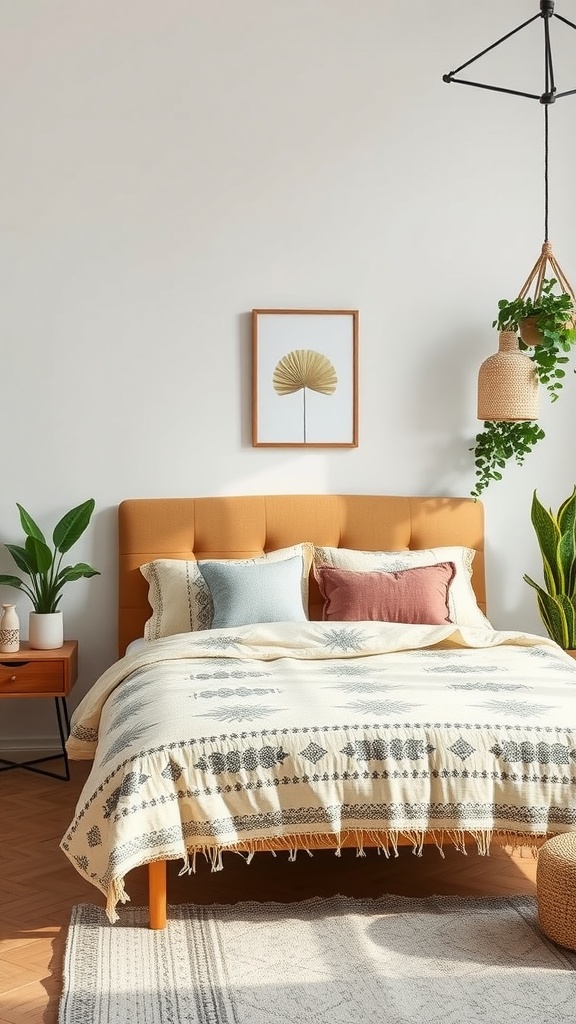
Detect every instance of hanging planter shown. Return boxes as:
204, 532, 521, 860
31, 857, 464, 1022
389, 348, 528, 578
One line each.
472, 326, 542, 499
473, 259, 576, 498
470, 261, 576, 499
443, 3, 576, 497
518, 317, 544, 347
471, 265, 576, 497
493, 260, 576, 403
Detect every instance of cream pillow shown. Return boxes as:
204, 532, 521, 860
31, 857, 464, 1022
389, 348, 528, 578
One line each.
313, 545, 490, 629
141, 543, 313, 639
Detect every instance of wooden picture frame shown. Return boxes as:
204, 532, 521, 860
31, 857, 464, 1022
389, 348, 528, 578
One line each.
252, 308, 358, 448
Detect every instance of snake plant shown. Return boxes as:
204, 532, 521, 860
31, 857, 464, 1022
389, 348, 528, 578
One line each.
524, 486, 576, 649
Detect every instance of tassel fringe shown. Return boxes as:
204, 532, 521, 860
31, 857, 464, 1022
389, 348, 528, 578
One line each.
176, 827, 546, 872
104, 827, 548, 922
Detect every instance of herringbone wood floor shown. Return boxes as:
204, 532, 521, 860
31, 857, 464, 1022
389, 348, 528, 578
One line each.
1, 759, 539, 1024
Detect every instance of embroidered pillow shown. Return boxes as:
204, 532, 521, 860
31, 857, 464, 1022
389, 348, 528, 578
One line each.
314, 562, 456, 624
313, 545, 490, 628
140, 543, 313, 639
199, 555, 308, 628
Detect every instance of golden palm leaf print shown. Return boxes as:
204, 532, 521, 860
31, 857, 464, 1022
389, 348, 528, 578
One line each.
273, 350, 338, 396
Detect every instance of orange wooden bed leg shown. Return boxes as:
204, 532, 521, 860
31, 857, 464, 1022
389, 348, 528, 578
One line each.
148, 859, 167, 929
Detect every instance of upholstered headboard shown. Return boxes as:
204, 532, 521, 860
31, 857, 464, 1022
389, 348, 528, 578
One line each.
117, 494, 486, 656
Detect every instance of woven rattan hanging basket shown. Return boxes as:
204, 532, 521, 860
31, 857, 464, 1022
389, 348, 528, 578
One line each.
477, 331, 539, 421
478, 242, 575, 421
517, 241, 576, 345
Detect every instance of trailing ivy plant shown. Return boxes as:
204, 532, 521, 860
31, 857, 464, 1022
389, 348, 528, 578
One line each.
470, 279, 575, 498
493, 278, 576, 402
470, 420, 546, 500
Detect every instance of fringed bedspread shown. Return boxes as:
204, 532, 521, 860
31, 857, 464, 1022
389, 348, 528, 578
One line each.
60, 622, 576, 920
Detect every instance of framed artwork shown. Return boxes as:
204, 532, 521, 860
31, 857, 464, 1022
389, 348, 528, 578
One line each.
252, 308, 358, 448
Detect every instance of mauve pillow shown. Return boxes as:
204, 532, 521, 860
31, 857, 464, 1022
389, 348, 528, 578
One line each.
314, 562, 456, 624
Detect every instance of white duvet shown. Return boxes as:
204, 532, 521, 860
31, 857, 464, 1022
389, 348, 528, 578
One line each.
61, 621, 576, 920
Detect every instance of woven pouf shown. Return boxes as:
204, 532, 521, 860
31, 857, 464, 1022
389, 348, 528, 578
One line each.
537, 833, 576, 950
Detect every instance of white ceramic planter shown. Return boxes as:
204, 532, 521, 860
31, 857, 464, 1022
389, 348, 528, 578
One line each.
29, 611, 64, 650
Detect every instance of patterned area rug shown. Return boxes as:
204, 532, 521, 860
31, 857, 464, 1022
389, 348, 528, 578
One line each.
59, 894, 576, 1024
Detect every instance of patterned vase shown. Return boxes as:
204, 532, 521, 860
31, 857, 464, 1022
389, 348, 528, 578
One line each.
0, 603, 20, 653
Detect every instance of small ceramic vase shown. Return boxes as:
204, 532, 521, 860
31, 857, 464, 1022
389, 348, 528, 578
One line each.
0, 603, 20, 653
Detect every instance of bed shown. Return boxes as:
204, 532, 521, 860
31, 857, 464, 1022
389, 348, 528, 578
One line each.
60, 494, 576, 929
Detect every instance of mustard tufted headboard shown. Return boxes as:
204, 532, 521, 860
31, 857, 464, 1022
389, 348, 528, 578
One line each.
117, 494, 486, 656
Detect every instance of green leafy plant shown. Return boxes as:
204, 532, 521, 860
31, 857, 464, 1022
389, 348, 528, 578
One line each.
493, 278, 576, 402
524, 486, 576, 649
470, 281, 576, 498
470, 420, 546, 499
0, 499, 100, 613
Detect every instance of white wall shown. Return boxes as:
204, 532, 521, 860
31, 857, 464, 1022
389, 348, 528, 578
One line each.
1, 0, 575, 747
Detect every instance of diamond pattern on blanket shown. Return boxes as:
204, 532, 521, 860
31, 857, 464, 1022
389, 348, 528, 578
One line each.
449, 738, 476, 761
300, 742, 328, 764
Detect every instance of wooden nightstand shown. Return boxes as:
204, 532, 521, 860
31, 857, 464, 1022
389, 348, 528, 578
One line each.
0, 640, 78, 781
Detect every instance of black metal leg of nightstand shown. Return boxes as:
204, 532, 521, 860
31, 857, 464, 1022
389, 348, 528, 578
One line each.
0, 697, 71, 781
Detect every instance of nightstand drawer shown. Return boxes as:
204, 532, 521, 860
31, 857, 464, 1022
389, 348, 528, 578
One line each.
0, 659, 66, 695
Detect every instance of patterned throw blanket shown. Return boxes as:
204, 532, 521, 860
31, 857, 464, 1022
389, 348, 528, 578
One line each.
61, 622, 576, 920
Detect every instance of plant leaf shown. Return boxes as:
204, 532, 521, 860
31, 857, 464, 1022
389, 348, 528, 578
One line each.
16, 504, 46, 544
557, 484, 576, 534
55, 563, 100, 586
0, 574, 25, 589
557, 594, 576, 648
530, 490, 562, 595
523, 577, 568, 647
25, 536, 53, 574
52, 499, 96, 554
558, 485, 576, 598
5, 543, 37, 575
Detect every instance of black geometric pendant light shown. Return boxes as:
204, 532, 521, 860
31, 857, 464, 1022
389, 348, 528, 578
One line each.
443, 1, 576, 421
443, 1, 576, 105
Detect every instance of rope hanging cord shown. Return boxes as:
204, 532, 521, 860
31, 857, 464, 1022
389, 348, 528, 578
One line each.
517, 107, 575, 302
544, 105, 549, 241
518, 243, 576, 303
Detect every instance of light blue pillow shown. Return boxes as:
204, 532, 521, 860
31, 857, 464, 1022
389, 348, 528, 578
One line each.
198, 555, 308, 628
